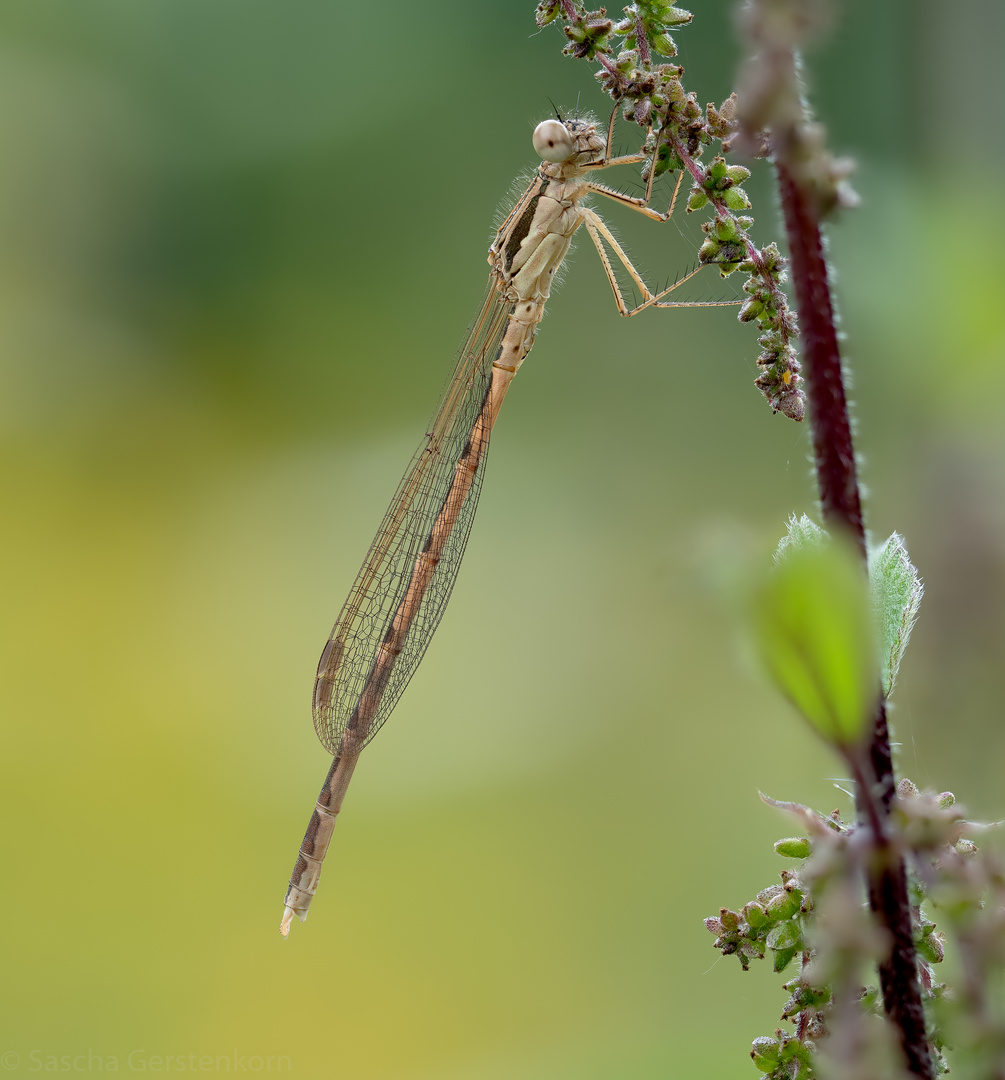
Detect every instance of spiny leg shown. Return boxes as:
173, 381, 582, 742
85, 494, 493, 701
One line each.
586, 169, 685, 223
580, 216, 653, 313
580, 207, 741, 317
599, 105, 648, 168
579, 107, 652, 172
582, 110, 685, 221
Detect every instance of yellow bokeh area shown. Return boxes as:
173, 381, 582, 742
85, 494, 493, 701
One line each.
2, 2, 1004, 1078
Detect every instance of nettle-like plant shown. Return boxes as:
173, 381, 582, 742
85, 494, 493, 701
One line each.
536, 1, 1005, 1077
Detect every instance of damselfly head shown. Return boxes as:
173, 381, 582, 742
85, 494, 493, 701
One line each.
532, 117, 604, 166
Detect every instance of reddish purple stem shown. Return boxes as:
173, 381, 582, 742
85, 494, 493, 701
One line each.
777, 160, 932, 1080
775, 163, 864, 556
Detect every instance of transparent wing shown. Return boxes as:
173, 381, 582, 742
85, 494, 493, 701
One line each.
312, 281, 513, 755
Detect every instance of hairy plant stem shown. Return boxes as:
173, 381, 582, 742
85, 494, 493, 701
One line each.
775, 165, 863, 552
778, 160, 933, 1080
849, 754, 933, 1080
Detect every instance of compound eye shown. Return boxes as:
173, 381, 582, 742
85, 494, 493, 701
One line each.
533, 119, 574, 163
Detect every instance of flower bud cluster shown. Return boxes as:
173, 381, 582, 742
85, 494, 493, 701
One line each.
738, 241, 803, 420
704, 868, 809, 974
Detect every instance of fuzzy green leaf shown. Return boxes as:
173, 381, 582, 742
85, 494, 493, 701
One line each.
867, 533, 923, 696
753, 528, 876, 747
775, 513, 827, 558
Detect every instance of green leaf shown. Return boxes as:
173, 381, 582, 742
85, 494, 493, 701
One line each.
867, 533, 923, 696
775, 513, 827, 557
752, 528, 877, 747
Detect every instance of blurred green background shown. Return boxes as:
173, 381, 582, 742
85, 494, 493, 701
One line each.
3, 1, 1004, 1076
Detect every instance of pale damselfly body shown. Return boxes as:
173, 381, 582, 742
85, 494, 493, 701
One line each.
281, 111, 736, 937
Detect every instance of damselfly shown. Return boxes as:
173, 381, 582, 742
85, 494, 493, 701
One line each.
281, 112, 734, 936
